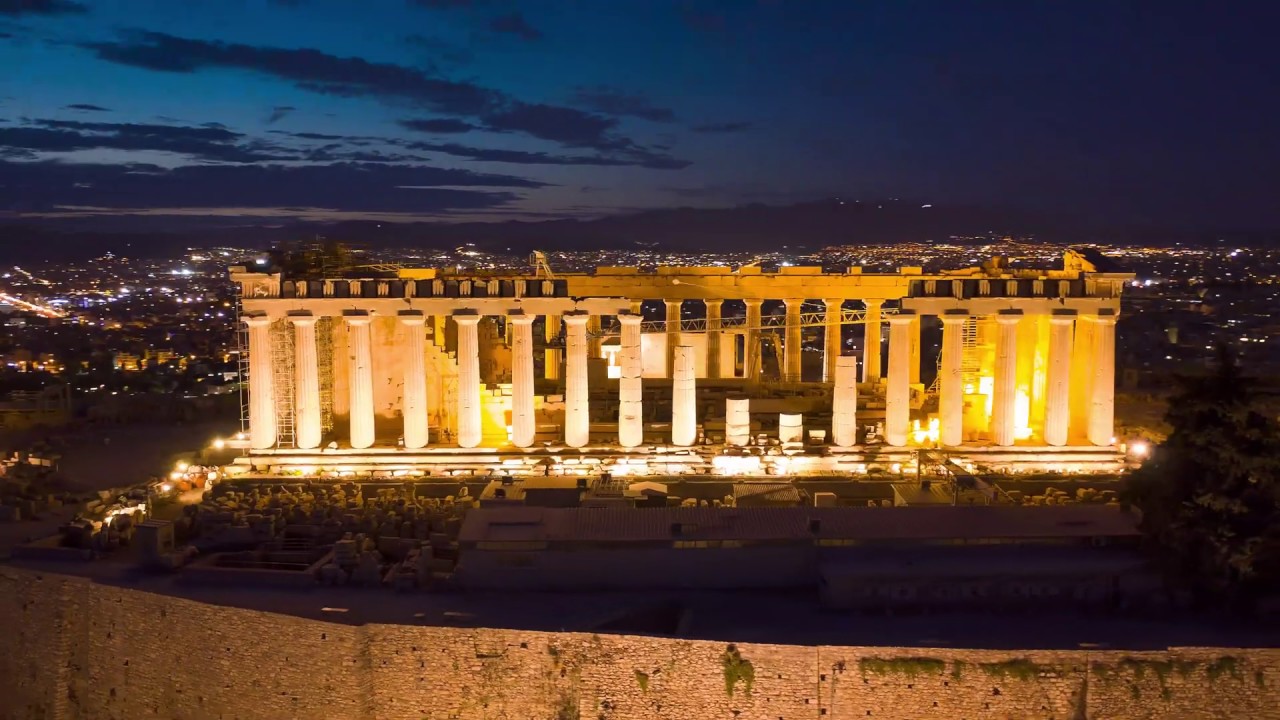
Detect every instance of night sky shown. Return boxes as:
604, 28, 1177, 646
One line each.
2, 0, 1278, 228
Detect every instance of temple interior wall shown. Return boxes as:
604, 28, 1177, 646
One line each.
2, 567, 1277, 720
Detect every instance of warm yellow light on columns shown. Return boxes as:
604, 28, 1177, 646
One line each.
823, 298, 843, 383
243, 313, 277, 450
938, 310, 968, 446
343, 310, 375, 450
288, 311, 321, 450
507, 310, 536, 448
744, 299, 763, 382
453, 310, 482, 449
563, 312, 590, 448
1043, 309, 1075, 447
398, 310, 429, 450
783, 298, 803, 382
1087, 309, 1118, 446
862, 299, 883, 382
884, 311, 915, 446
991, 309, 1023, 447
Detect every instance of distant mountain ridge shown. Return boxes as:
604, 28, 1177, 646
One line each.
0, 199, 1273, 263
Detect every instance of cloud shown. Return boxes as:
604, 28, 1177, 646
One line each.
399, 118, 475, 134
266, 105, 296, 124
489, 12, 541, 41
0, 160, 541, 214
408, 0, 475, 8
691, 121, 751, 133
3, 119, 301, 163
82, 31, 652, 153
403, 33, 473, 66
569, 86, 675, 123
64, 103, 111, 112
404, 140, 685, 168
0, 0, 86, 16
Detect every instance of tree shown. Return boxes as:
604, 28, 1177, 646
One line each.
1124, 346, 1280, 609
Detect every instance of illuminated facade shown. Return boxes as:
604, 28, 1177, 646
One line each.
229, 251, 1131, 476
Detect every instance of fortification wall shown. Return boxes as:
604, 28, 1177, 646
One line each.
2, 567, 1278, 720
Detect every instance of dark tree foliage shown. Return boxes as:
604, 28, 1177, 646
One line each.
1125, 347, 1280, 607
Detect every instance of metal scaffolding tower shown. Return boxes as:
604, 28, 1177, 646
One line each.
234, 288, 250, 438
316, 316, 335, 436
270, 319, 296, 448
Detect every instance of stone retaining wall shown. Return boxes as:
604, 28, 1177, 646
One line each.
2, 567, 1276, 720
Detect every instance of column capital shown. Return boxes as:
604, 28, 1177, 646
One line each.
940, 309, 970, 325
452, 309, 482, 326
864, 299, 884, 309
397, 309, 427, 326
995, 308, 1024, 324
617, 311, 643, 326
563, 312, 590, 326
507, 309, 536, 325
343, 309, 372, 327
1086, 308, 1119, 325
743, 298, 764, 308
242, 313, 272, 328
286, 310, 316, 327
887, 310, 917, 324
1049, 308, 1078, 325
824, 298, 844, 307
784, 297, 804, 306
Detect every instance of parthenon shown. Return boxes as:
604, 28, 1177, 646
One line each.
229, 250, 1133, 476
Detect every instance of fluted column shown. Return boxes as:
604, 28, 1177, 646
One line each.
885, 311, 915, 446
398, 311, 429, 449
1087, 309, 1118, 446
563, 312, 590, 447
908, 315, 921, 385
453, 310, 482, 449
344, 310, 375, 450
863, 299, 883, 382
823, 298, 843, 383
991, 309, 1022, 447
617, 312, 644, 448
705, 300, 722, 379
744, 299, 763, 381
287, 312, 321, 450
1044, 310, 1076, 447
244, 314, 277, 450
508, 310, 536, 448
783, 298, 803, 382
939, 311, 968, 447
664, 300, 681, 378
671, 344, 696, 446
831, 355, 858, 447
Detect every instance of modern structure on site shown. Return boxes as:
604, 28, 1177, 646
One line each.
228, 250, 1132, 476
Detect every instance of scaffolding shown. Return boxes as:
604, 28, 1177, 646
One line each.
316, 316, 335, 436
929, 317, 982, 393
270, 319, 296, 449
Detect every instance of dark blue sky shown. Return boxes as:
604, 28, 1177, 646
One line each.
2, 0, 1278, 227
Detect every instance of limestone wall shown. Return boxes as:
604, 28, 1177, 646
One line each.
2, 567, 1278, 720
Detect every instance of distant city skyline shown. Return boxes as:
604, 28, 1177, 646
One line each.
2, 1, 1279, 229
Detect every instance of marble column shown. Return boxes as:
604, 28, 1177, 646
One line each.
453, 310, 482, 449
508, 310, 536, 448
725, 396, 751, 446
664, 299, 681, 378
563, 312, 590, 447
1087, 309, 1118, 447
863, 299, 883, 382
783, 298, 803, 382
344, 310, 375, 450
398, 311, 429, 450
244, 314, 277, 450
744, 299, 763, 381
705, 300, 722, 379
1044, 309, 1076, 447
908, 315, 921, 385
671, 344, 697, 446
617, 312, 644, 448
885, 311, 916, 447
823, 298, 843, 383
288, 312, 321, 450
991, 309, 1023, 447
938, 311, 968, 447
831, 355, 858, 447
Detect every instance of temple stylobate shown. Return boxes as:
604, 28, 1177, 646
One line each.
229, 250, 1133, 476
